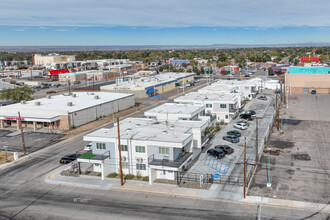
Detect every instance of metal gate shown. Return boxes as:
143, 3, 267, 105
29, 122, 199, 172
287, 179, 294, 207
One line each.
303, 88, 309, 93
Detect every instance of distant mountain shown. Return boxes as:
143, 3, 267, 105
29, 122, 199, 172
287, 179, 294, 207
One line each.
0, 42, 329, 52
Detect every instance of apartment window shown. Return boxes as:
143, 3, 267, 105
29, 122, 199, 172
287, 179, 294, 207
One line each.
168, 170, 173, 173
159, 147, 169, 156
96, 143, 106, 150
122, 162, 129, 169
245, 87, 250, 90
225, 115, 229, 119
220, 104, 227, 108
136, 146, 146, 153
206, 104, 212, 108
136, 163, 146, 170
121, 145, 128, 151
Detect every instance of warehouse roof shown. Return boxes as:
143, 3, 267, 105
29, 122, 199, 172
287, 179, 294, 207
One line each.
0, 92, 133, 119
101, 72, 196, 90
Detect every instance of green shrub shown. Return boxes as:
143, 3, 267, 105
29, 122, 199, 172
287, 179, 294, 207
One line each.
107, 173, 118, 178
142, 176, 149, 181
124, 174, 135, 180
97, 173, 102, 176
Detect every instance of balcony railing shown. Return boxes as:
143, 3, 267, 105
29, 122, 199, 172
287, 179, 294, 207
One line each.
148, 152, 193, 168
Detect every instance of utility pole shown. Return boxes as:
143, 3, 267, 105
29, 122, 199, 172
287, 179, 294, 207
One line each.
92, 75, 95, 90
18, 112, 26, 155
252, 116, 263, 164
117, 117, 124, 186
244, 137, 246, 199
68, 81, 71, 93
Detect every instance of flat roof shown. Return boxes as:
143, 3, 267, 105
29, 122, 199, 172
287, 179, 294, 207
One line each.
84, 117, 207, 144
174, 92, 238, 103
198, 84, 238, 93
213, 79, 258, 87
145, 103, 205, 116
101, 72, 196, 90
0, 92, 133, 119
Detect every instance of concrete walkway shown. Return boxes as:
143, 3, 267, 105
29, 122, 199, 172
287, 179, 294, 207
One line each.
45, 165, 330, 214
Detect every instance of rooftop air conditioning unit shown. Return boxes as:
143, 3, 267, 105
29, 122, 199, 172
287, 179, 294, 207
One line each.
20, 100, 26, 104
46, 95, 51, 99
94, 95, 99, 99
71, 94, 76, 98
67, 102, 73, 106
35, 101, 41, 106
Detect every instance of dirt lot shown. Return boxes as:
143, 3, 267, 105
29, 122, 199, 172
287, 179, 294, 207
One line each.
248, 94, 330, 204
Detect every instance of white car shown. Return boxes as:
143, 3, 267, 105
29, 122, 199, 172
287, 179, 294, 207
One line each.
234, 123, 248, 130
84, 143, 92, 151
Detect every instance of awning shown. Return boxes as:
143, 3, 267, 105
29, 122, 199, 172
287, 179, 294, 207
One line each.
146, 88, 157, 94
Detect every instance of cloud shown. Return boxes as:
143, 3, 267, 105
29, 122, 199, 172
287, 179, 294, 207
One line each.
1, 0, 330, 28
54, 28, 75, 32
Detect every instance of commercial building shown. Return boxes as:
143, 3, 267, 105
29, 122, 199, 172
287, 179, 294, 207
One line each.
58, 71, 119, 83
220, 66, 240, 73
33, 53, 76, 66
144, 103, 210, 122
101, 72, 196, 98
174, 92, 239, 123
79, 117, 208, 182
0, 92, 135, 131
285, 66, 330, 94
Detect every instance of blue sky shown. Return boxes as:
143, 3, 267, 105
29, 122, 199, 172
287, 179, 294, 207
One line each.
0, 0, 330, 46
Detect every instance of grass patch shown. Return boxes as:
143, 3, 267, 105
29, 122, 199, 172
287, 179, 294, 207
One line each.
124, 174, 135, 180
107, 173, 118, 178
142, 176, 149, 181
80, 153, 96, 159
97, 172, 102, 176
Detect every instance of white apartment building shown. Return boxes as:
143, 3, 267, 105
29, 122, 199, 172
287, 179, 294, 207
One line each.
198, 84, 244, 108
212, 79, 259, 100
144, 103, 210, 122
79, 117, 208, 183
174, 92, 239, 123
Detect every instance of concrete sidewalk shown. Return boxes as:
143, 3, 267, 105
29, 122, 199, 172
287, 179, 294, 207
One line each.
45, 165, 330, 214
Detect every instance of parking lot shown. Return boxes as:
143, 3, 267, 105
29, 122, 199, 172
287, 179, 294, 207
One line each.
189, 90, 277, 199
248, 94, 330, 204
0, 129, 64, 153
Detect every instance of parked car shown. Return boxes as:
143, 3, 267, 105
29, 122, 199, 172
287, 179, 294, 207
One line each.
59, 154, 81, 164
223, 135, 240, 143
244, 110, 256, 117
215, 145, 234, 154
84, 143, 92, 151
227, 130, 241, 137
73, 81, 81, 84
234, 122, 248, 130
237, 120, 250, 126
239, 113, 253, 120
207, 149, 224, 159
41, 85, 49, 89
258, 95, 267, 100
244, 74, 250, 77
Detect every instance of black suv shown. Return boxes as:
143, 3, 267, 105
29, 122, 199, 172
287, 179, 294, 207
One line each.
59, 154, 81, 164
215, 145, 234, 154
207, 149, 225, 159
227, 130, 241, 137
239, 113, 252, 120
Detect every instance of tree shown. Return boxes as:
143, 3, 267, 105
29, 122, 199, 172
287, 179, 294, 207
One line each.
181, 63, 188, 68
0, 86, 35, 102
